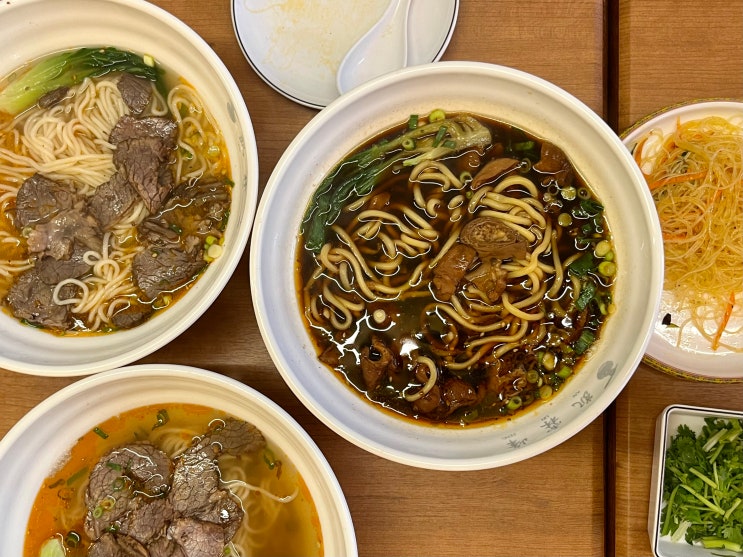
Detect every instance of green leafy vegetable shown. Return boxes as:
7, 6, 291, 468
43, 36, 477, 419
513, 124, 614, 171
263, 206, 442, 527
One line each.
301, 113, 492, 252
661, 417, 743, 552
0, 47, 162, 117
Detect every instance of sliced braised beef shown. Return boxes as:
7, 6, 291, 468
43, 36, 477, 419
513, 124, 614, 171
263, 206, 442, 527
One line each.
37, 86, 70, 109
88, 532, 148, 557
168, 517, 226, 557
131, 245, 204, 301
118, 497, 175, 544
110, 115, 178, 213
84, 442, 172, 539
34, 243, 92, 284
465, 259, 508, 304
5, 269, 75, 329
147, 536, 187, 557
15, 173, 81, 228
88, 171, 139, 229
168, 449, 221, 515
470, 157, 520, 190
196, 417, 266, 457
110, 301, 154, 329
118, 72, 153, 115
113, 136, 175, 214
431, 243, 478, 301
109, 115, 178, 148
26, 208, 101, 260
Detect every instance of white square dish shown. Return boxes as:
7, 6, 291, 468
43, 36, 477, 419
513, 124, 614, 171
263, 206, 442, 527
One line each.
649, 404, 743, 557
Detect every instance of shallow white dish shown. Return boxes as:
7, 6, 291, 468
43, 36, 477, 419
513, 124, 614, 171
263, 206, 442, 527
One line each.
231, 0, 458, 108
0, 364, 357, 556
0, 0, 259, 376
622, 100, 743, 383
250, 61, 664, 470
649, 404, 743, 557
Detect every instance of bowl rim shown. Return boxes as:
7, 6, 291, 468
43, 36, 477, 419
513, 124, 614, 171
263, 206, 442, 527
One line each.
250, 60, 664, 470
0, 0, 259, 376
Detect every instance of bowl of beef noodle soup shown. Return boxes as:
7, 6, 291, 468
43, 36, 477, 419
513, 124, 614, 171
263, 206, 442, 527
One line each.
251, 62, 664, 470
0, 364, 357, 556
0, 0, 258, 375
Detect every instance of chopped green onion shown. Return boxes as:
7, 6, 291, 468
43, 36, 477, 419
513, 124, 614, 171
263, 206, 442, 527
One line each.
560, 186, 577, 200
575, 280, 597, 311
66, 467, 88, 486
263, 448, 278, 470
112, 477, 126, 491
407, 114, 419, 129
432, 125, 447, 147
598, 261, 616, 277
573, 330, 596, 355
538, 384, 553, 399
459, 170, 473, 184
526, 369, 540, 383
93, 427, 108, 439
506, 396, 523, 411
594, 240, 612, 257
556, 365, 573, 379
152, 408, 169, 429
401, 137, 415, 150
105, 462, 122, 471
429, 109, 446, 122
169, 223, 183, 234
513, 140, 535, 151
557, 213, 573, 227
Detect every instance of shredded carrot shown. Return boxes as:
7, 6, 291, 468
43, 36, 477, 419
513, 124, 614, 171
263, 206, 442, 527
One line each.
633, 136, 650, 179
711, 291, 736, 350
648, 170, 707, 191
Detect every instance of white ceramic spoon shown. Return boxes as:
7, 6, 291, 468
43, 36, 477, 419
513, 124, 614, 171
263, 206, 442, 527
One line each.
336, 0, 412, 94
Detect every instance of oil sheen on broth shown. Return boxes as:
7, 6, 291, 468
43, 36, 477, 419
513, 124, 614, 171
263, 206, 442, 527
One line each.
297, 110, 616, 426
0, 48, 232, 335
24, 403, 323, 557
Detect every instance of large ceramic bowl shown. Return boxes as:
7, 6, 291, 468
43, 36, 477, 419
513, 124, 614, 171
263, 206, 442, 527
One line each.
0, 364, 357, 556
0, 0, 258, 375
251, 61, 664, 470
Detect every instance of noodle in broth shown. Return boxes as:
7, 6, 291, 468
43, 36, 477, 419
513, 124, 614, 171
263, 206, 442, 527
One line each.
0, 54, 231, 334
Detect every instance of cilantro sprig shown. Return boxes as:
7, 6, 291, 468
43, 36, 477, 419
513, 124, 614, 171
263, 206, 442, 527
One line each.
661, 417, 743, 552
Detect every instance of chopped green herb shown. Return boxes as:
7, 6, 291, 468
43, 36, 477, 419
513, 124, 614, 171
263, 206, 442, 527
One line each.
93, 427, 108, 439
661, 417, 743, 550
152, 408, 169, 430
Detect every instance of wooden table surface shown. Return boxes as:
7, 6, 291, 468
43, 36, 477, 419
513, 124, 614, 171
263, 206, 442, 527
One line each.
0, 1, 741, 556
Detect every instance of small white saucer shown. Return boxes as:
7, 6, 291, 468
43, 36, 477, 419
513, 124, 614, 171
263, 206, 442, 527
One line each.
231, 0, 459, 109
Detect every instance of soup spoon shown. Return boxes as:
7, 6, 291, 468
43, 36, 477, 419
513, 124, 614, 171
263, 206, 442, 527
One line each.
336, 0, 412, 95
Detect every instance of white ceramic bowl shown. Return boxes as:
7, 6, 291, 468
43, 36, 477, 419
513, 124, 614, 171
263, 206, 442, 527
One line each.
649, 404, 743, 557
250, 61, 664, 470
0, 0, 258, 375
0, 364, 357, 556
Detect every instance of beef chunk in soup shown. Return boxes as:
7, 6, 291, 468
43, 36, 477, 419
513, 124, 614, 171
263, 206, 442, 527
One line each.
113, 136, 175, 214
146, 536, 187, 557
118, 72, 153, 115
88, 171, 140, 229
168, 517, 226, 557
132, 245, 205, 301
533, 141, 574, 187
85, 442, 172, 539
37, 86, 70, 109
460, 217, 527, 260
470, 157, 520, 190
109, 115, 178, 148
15, 173, 81, 228
118, 497, 175, 545
110, 302, 154, 329
5, 269, 76, 329
110, 115, 178, 213
360, 335, 398, 390
34, 243, 92, 284
196, 417, 266, 456
26, 208, 101, 260
465, 259, 508, 304
431, 243, 477, 301
88, 532, 149, 557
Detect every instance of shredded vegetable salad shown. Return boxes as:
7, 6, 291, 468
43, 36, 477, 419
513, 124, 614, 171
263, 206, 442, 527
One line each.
633, 116, 743, 352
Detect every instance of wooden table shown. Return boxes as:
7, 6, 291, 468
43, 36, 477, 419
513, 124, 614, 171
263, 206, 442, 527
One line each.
0, 2, 741, 556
